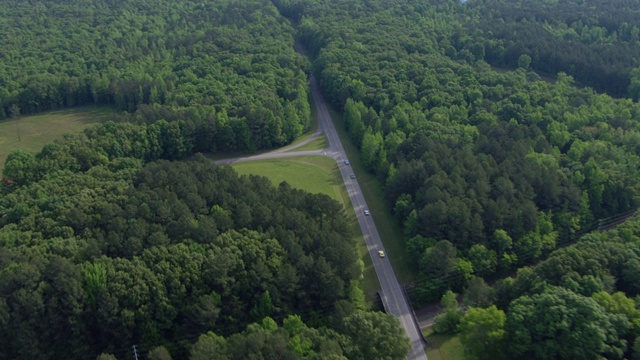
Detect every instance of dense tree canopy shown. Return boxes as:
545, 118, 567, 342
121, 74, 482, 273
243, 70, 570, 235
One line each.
463, 0, 640, 97
3, 0, 640, 358
0, 0, 311, 151
0, 153, 374, 358
506, 286, 627, 360
457, 215, 640, 360
290, 0, 640, 302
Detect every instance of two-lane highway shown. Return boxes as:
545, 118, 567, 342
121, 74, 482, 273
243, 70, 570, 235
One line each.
214, 73, 427, 360
309, 76, 428, 360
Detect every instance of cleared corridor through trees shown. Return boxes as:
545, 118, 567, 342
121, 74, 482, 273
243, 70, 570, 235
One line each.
216, 70, 428, 360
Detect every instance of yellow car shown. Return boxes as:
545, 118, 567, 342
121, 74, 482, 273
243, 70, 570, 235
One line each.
378, 250, 385, 258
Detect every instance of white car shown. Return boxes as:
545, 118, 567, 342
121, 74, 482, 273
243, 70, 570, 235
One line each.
344, 160, 350, 165
364, 210, 370, 216
378, 250, 385, 258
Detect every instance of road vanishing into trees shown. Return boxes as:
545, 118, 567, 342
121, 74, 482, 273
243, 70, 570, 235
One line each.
215, 75, 428, 360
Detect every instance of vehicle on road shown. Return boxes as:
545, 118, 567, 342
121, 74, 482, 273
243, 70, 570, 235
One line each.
344, 160, 350, 165
364, 210, 370, 216
378, 250, 385, 257
350, 174, 355, 179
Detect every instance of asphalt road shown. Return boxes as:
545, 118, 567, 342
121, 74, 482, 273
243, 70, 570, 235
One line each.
308, 76, 428, 360
214, 73, 428, 359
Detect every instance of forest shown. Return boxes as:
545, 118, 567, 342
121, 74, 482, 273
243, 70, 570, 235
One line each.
288, 0, 640, 297
4, 0, 640, 358
431, 214, 640, 360
463, 0, 640, 98
280, 0, 640, 357
0, 0, 311, 151
0, 0, 411, 359
0, 147, 408, 358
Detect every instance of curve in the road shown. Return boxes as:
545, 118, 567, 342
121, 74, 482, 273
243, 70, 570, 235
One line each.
214, 74, 428, 360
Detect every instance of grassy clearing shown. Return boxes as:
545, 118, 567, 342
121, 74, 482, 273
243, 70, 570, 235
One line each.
424, 331, 466, 360
288, 135, 328, 152
206, 148, 273, 161
230, 156, 379, 300
0, 106, 115, 170
324, 105, 415, 283
232, 156, 338, 199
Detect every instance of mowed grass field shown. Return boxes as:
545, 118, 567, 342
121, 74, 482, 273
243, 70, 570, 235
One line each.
0, 106, 115, 170
233, 156, 340, 200
425, 332, 466, 360
231, 156, 380, 299
287, 134, 328, 152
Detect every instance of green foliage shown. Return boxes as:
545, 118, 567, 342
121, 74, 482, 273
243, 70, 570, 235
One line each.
462, 193, 640, 359
633, 336, 640, 360
466, 244, 497, 277
592, 291, 640, 335
189, 315, 353, 359
630, 68, 640, 101
441, 290, 459, 312
190, 332, 228, 360
506, 286, 628, 360
0, 0, 310, 152
0, 157, 359, 358
458, 306, 507, 360
96, 354, 118, 360
5, 1, 640, 359
294, 0, 640, 297
467, 0, 640, 97
517, 54, 532, 70
147, 346, 172, 360
340, 310, 411, 360
250, 291, 274, 321
463, 277, 495, 308
433, 311, 464, 336
361, 130, 385, 172
433, 291, 463, 335
2, 150, 36, 185
81, 262, 107, 308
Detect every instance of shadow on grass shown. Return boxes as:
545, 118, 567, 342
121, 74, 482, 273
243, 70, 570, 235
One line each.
424, 331, 466, 360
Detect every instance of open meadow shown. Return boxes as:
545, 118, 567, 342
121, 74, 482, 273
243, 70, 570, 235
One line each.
0, 106, 115, 171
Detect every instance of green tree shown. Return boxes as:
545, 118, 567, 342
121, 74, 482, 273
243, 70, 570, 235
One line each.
458, 305, 507, 360
490, 228, 513, 255
517, 54, 532, 70
463, 276, 495, 308
420, 240, 457, 277
97, 354, 118, 360
467, 244, 497, 277
250, 290, 274, 321
3, 149, 36, 185
190, 332, 228, 360
341, 310, 410, 360
506, 286, 628, 360
633, 336, 640, 360
433, 291, 463, 334
147, 346, 172, 360
361, 130, 384, 172
343, 99, 365, 147
592, 291, 640, 334
629, 67, 640, 101
82, 262, 107, 308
